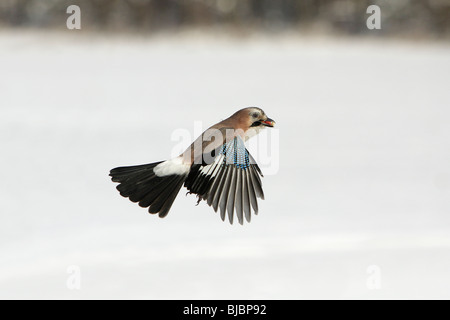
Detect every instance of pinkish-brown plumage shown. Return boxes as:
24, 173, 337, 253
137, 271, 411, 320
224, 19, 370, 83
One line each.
110, 107, 275, 224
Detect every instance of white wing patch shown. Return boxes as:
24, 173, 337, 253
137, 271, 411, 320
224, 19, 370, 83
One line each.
153, 157, 191, 177
184, 137, 264, 225
199, 153, 225, 179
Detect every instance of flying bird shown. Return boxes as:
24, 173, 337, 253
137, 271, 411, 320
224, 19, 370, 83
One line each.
109, 107, 275, 224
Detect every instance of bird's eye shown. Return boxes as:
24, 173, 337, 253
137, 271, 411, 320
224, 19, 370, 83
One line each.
252, 112, 258, 118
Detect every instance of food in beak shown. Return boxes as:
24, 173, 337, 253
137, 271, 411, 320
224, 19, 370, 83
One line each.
261, 118, 275, 127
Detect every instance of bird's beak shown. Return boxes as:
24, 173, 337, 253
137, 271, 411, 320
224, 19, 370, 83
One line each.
261, 118, 275, 127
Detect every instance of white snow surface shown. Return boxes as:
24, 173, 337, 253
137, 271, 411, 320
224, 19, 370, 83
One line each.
1, 31, 450, 299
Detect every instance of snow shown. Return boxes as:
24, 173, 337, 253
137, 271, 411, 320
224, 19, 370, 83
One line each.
0, 30, 450, 299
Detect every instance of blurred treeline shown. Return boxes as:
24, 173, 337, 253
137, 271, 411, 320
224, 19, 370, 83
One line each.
1, 0, 449, 38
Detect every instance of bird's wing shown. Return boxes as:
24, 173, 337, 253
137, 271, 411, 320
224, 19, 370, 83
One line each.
184, 136, 264, 224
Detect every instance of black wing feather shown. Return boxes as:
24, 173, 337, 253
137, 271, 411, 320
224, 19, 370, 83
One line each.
184, 137, 264, 224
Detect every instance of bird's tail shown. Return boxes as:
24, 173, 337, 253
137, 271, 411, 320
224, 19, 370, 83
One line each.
109, 157, 190, 218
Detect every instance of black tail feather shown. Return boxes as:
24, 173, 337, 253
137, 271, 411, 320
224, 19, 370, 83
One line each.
110, 163, 161, 183
158, 176, 186, 218
149, 175, 186, 217
109, 161, 187, 218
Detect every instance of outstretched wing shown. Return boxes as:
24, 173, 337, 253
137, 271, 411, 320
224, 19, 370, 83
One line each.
184, 136, 264, 224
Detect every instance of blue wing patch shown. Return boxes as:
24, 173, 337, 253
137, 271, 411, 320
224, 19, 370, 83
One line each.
221, 137, 250, 170
184, 135, 264, 224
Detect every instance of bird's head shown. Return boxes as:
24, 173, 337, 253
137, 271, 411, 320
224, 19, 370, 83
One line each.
232, 107, 276, 130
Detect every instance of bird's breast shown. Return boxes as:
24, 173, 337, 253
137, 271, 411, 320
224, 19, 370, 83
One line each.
243, 126, 264, 141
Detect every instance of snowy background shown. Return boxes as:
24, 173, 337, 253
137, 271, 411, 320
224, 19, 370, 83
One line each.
1, 30, 450, 299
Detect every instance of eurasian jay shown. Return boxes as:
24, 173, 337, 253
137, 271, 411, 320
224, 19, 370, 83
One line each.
109, 107, 275, 224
